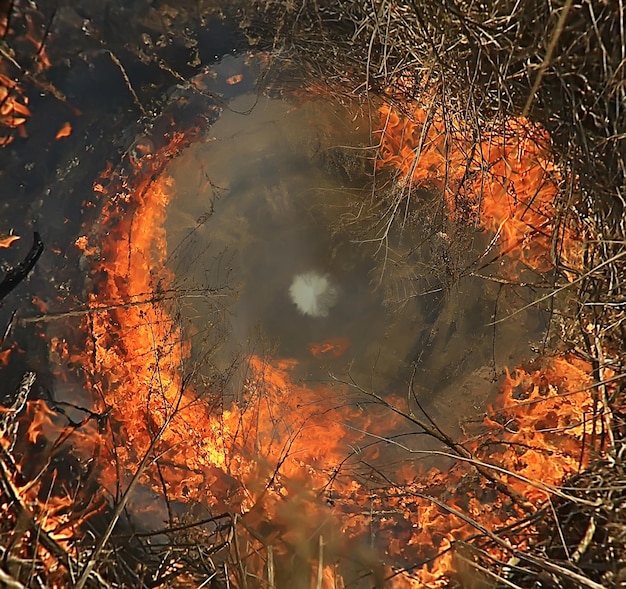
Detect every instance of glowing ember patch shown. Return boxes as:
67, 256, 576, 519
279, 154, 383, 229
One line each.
0, 75, 31, 145
22, 14, 52, 72
74, 235, 98, 257
0, 9, 53, 147
31, 295, 48, 313
55, 121, 72, 139
226, 74, 244, 85
0, 234, 20, 248
309, 337, 350, 358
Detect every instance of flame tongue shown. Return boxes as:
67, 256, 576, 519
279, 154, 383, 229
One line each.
376, 102, 582, 275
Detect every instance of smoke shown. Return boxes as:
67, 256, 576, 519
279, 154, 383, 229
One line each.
289, 272, 338, 318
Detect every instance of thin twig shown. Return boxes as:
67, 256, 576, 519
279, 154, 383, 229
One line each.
346, 423, 600, 507
571, 517, 596, 564
315, 535, 324, 589
19, 288, 227, 324
0, 568, 28, 589
107, 50, 147, 117
522, 0, 574, 116
414, 492, 605, 589
488, 250, 626, 325
454, 553, 524, 589
231, 515, 249, 589
73, 376, 187, 589
594, 335, 616, 451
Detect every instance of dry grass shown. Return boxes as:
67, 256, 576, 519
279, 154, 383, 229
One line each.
1, 0, 625, 587
236, 1, 626, 586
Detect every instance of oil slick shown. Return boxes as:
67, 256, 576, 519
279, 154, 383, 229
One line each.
289, 271, 338, 317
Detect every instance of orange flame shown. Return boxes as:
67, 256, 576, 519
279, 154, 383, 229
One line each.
0, 234, 20, 248
0, 74, 31, 145
0, 9, 52, 145
24, 399, 59, 444
70, 154, 594, 584
309, 337, 350, 358
55, 121, 72, 139
376, 101, 582, 274
0, 348, 13, 366
480, 354, 601, 503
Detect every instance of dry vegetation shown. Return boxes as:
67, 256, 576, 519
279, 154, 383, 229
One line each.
241, 1, 626, 586
1, 0, 625, 587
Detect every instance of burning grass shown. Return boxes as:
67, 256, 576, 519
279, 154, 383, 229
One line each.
0, 3, 53, 145
0, 123, 616, 586
375, 103, 583, 278
1, 0, 625, 587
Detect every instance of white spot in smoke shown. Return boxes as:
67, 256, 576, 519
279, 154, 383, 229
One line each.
289, 272, 338, 318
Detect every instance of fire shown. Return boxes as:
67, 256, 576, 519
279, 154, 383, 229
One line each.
0, 372, 104, 589
72, 152, 593, 583
23, 399, 58, 444
66, 164, 437, 580
376, 101, 582, 275
82, 167, 372, 503
22, 14, 52, 72
226, 74, 244, 85
0, 6, 52, 145
0, 234, 20, 248
0, 73, 31, 145
55, 121, 72, 139
309, 337, 350, 359
480, 355, 600, 503
2, 91, 601, 587
0, 348, 13, 366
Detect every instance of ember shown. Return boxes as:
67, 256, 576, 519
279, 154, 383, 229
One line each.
0, 6, 51, 145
